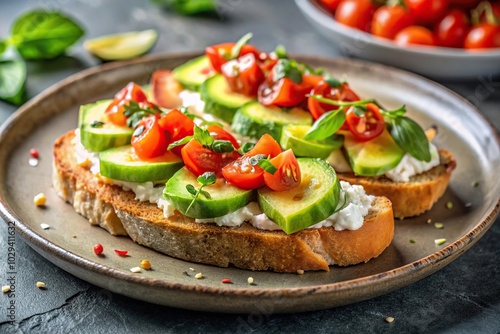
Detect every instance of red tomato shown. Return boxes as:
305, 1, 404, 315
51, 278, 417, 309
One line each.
105, 82, 148, 126
464, 23, 500, 49
205, 43, 261, 73
434, 9, 469, 48
404, 0, 449, 24
371, 5, 415, 39
345, 103, 385, 141
221, 53, 265, 97
131, 115, 169, 160
258, 77, 310, 107
181, 140, 240, 177
395, 26, 436, 46
307, 81, 360, 120
449, 0, 481, 9
158, 109, 195, 156
222, 134, 282, 189
206, 125, 240, 149
319, 0, 342, 13
263, 150, 301, 192
150, 70, 183, 109
335, 0, 376, 32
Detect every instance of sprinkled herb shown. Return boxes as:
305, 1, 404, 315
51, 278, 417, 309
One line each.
185, 172, 217, 214
90, 120, 105, 128
435, 238, 446, 246
434, 222, 444, 229
123, 100, 162, 128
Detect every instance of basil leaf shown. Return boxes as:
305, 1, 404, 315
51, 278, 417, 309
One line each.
199, 189, 211, 199
387, 116, 431, 162
382, 104, 407, 118
304, 109, 346, 141
197, 172, 216, 186
186, 184, 197, 196
90, 120, 105, 128
212, 140, 235, 153
238, 142, 255, 155
257, 157, 278, 175
11, 11, 84, 60
167, 136, 192, 150
152, 0, 217, 15
193, 126, 214, 147
324, 77, 341, 88
352, 106, 366, 117
0, 59, 27, 106
273, 59, 303, 84
0, 40, 7, 55
231, 33, 253, 59
249, 154, 267, 166
275, 44, 288, 59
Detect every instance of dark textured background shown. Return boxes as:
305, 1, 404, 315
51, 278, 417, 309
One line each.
0, 0, 499, 333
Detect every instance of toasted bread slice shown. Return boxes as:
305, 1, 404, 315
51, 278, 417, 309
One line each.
338, 150, 456, 219
53, 130, 395, 272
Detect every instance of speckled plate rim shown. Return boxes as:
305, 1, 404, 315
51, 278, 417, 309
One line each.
0, 53, 499, 313
297, 0, 500, 59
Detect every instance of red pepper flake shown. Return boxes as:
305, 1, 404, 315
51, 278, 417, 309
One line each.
30, 148, 39, 159
221, 278, 232, 284
114, 249, 128, 256
93, 243, 103, 255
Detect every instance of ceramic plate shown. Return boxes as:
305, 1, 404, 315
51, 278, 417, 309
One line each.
296, 0, 500, 80
0, 54, 498, 313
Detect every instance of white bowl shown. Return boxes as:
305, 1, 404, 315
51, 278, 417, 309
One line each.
296, 0, 500, 80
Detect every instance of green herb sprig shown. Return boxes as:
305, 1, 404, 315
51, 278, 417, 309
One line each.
249, 154, 278, 174
168, 125, 236, 153
185, 172, 217, 214
123, 101, 162, 129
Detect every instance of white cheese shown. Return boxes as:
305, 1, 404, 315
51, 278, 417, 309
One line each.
72, 129, 100, 175
385, 143, 440, 182
179, 89, 205, 116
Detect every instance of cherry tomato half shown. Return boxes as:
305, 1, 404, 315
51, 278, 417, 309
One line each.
131, 115, 169, 160
464, 23, 500, 49
222, 134, 282, 189
404, 0, 449, 24
395, 26, 436, 46
206, 125, 240, 149
205, 43, 261, 73
105, 82, 148, 126
335, 0, 376, 32
345, 103, 385, 141
307, 81, 360, 120
319, 0, 342, 13
434, 9, 469, 48
221, 53, 265, 97
158, 109, 195, 156
371, 5, 415, 39
150, 70, 183, 109
258, 77, 308, 107
263, 149, 301, 192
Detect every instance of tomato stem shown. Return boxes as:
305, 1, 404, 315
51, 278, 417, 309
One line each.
471, 1, 498, 25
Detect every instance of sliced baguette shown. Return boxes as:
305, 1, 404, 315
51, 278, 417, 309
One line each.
53, 130, 394, 272
338, 150, 456, 219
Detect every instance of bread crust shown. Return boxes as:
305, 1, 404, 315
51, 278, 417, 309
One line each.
53, 130, 394, 272
338, 150, 456, 219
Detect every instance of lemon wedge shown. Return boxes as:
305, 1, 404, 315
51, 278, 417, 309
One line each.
84, 29, 158, 61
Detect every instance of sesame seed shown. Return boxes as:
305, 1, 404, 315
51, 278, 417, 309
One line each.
385, 317, 394, 323
296, 269, 304, 275
247, 277, 254, 284
446, 202, 453, 209
434, 222, 444, 229
72, 235, 77, 238
140, 260, 151, 270
40, 223, 50, 230
36, 281, 46, 289
33, 193, 46, 206
130, 267, 141, 273
2, 285, 11, 293
195, 273, 203, 279
189, 267, 195, 271
28, 158, 39, 167
435, 238, 447, 246
426, 218, 432, 224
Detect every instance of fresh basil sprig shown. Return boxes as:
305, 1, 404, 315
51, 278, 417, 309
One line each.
382, 106, 431, 162
168, 125, 237, 153
272, 59, 323, 84
231, 33, 253, 59
304, 108, 346, 141
123, 101, 162, 128
185, 172, 217, 214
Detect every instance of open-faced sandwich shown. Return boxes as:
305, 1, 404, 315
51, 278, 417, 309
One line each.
53, 34, 453, 272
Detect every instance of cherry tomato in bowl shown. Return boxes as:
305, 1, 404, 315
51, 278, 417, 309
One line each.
371, 5, 415, 39
464, 23, 500, 49
395, 26, 436, 46
404, 0, 449, 24
434, 9, 469, 48
334, 0, 376, 32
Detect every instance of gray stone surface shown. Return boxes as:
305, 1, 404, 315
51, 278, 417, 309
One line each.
0, 0, 499, 332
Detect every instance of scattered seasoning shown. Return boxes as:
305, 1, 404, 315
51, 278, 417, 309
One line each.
130, 267, 141, 273
90, 120, 105, 128
446, 201, 453, 209
472, 181, 479, 187
2, 285, 11, 293
182, 271, 190, 276
29, 148, 39, 159
28, 158, 39, 167
72, 235, 77, 238
114, 249, 128, 256
435, 238, 447, 246
434, 222, 444, 229
195, 273, 203, 279
296, 269, 304, 275
140, 259, 151, 270
189, 267, 195, 271
36, 281, 46, 289
426, 218, 432, 224
93, 243, 103, 255
221, 278, 232, 284
40, 223, 50, 230
385, 317, 395, 323
409, 238, 416, 243
33, 193, 46, 206
247, 277, 254, 285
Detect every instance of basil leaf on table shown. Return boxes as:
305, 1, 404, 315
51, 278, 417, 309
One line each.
151, 0, 217, 15
304, 108, 346, 141
0, 59, 27, 106
11, 11, 84, 60
386, 116, 431, 162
